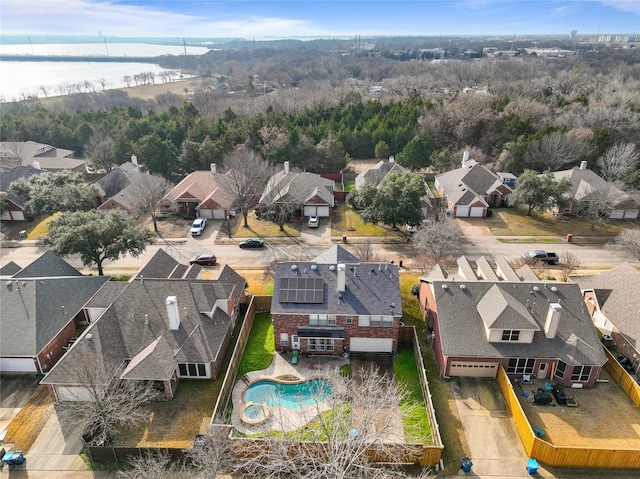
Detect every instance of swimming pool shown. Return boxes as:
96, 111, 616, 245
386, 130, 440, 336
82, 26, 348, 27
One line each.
243, 378, 334, 410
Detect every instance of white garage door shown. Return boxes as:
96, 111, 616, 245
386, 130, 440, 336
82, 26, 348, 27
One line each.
304, 206, 330, 218
449, 361, 498, 378
470, 207, 484, 217
610, 210, 625, 219
199, 209, 213, 219
350, 338, 393, 353
624, 209, 639, 219
212, 209, 226, 219
456, 206, 470, 217
55, 386, 96, 402
0, 357, 37, 373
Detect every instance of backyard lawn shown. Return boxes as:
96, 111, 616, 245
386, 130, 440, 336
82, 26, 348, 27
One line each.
236, 313, 275, 379
487, 206, 622, 237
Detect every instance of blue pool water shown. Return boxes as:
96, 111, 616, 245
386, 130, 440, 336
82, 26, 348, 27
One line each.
244, 379, 334, 410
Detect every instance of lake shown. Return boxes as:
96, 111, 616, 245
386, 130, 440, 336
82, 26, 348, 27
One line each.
0, 43, 209, 102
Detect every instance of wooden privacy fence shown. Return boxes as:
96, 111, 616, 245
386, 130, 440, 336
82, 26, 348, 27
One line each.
497, 365, 640, 469
603, 348, 640, 407
211, 295, 268, 420
84, 444, 184, 464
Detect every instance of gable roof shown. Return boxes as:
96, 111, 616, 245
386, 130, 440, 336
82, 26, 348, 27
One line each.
0, 261, 22, 276
1, 275, 110, 356
426, 279, 606, 367
575, 263, 640, 348
1, 141, 81, 171
551, 167, 638, 208
12, 251, 83, 278
94, 162, 140, 198
260, 171, 334, 206
436, 164, 511, 206
312, 245, 361, 265
0, 165, 43, 209
163, 170, 235, 209
355, 160, 409, 189
271, 246, 402, 317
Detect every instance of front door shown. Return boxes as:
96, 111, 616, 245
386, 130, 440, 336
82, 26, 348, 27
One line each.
292, 335, 300, 350
537, 363, 547, 379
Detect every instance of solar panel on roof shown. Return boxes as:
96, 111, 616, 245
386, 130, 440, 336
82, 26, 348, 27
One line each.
279, 277, 324, 303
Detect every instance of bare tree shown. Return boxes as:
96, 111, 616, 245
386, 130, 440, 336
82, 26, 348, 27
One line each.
611, 229, 640, 261
216, 148, 276, 228
233, 365, 433, 479
115, 450, 183, 479
524, 132, 586, 172
412, 218, 463, 267
128, 173, 174, 233
597, 143, 639, 183
559, 250, 581, 282
352, 239, 379, 263
185, 422, 234, 479
85, 132, 117, 173
578, 186, 616, 231
56, 359, 158, 446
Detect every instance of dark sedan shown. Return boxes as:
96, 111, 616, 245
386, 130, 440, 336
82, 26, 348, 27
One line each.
238, 238, 265, 249
189, 254, 217, 266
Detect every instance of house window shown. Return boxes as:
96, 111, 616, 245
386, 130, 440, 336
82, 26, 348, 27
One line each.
178, 363, 208, 378
507, 358, 534, 375
308, 338, 334, 352
570, 365, 592, 382
358, 317, 369, 327
370, 315, 381, 327
382, 316, 394, 327
309, 314, 336, 326
555, 361, 567, 380
501, 330, 520, 341
280, 333, 289, 347
346, 315, 353, 325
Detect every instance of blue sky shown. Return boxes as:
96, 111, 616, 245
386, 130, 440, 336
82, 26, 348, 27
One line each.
1, 1, 638, 38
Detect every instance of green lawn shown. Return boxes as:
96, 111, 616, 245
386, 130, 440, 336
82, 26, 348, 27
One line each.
487, 206, 622, 237
236, 313, 275, 378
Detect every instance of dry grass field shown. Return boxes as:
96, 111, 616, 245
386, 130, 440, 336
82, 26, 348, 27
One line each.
515, 369, 640, 449
3, 386, 53, 452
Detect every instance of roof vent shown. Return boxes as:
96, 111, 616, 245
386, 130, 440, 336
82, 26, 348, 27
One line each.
310, 264, 317, 270
442, 284, 448, 289
86, 334, 93, 341
291, 264, 298, 271
532, 286, 540, 292
460, 284, 466, 290
550, 286, 558, 293
329, 265, 336, 271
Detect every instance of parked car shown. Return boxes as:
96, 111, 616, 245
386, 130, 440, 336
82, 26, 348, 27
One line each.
239, 238, 265, 249
189, 254, 217, 266
190, 218, 207, 236
308, 216, 319, 228
521, 250, 559, 265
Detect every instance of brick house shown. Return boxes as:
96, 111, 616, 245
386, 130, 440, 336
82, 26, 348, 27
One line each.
417, 256, 607, 387
271, 246, 402, 355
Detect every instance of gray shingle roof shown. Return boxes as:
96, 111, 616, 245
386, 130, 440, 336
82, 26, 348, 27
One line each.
355, 160, 409, 189
429, 279, 606, 366
1, 275, 110, 356
551, 167, 639, 208
574, 263, 640, 350
0, 165, 43, 208
260, 171, 334, 206
136, 249, 180, 279
271, 256, 402, 318
13, 251, 82, 278
436, 164, 509, 207
0, 261, 22, 276
312, 245, 360, 265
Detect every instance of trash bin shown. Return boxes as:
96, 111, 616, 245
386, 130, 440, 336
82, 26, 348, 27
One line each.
342, 235, 347, 243
566, 234, 573, 243
399, 260, 403, 267
461, 457, 473, 473
526, 458, 539, 475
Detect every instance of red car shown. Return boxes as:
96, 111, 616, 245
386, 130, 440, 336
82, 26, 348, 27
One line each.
189, 254, 217, 266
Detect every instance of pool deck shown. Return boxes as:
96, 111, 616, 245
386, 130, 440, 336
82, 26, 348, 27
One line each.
231, 352, 349, 435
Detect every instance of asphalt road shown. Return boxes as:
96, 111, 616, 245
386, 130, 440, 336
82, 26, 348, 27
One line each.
0, 219, 637, 274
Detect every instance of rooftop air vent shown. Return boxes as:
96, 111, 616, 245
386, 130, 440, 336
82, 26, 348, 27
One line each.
550, 286, 558, 293
310, 264, 317, 270
86, 334, 93, 341
329, 265, 336, 271
442, 284, 449, 290
291, 264, 298, 271
532, 286, 540, 292
460, 284, 466, 290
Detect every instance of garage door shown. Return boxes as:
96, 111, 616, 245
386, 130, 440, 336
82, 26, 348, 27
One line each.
455, 206, 470, 217
449, 361, 498, 378
212, 209, 226, 219
624, 209, 639, 219
610, 210, 625, 219
350, 338, 393, 353
0, 357, 37, 373
199, 209, 213, 219
470, 207, 484, 217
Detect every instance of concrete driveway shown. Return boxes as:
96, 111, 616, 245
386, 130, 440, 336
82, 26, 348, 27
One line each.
448, 377, 530, 477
